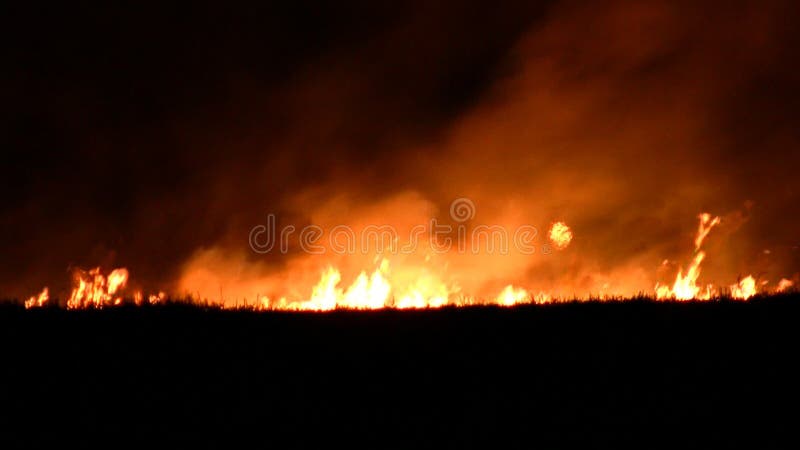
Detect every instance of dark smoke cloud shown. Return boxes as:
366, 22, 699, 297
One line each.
2, 0, 799, 299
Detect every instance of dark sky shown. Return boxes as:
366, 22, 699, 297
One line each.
3, 1, 800, 299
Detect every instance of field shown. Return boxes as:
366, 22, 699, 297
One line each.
3, 295, 800, 447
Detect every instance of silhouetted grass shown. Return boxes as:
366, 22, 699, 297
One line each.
2, 293, 798, 447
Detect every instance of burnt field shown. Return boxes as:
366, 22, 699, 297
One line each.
3, 296, 800, 447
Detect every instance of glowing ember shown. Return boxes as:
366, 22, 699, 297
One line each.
549, 222, 573, 250
24, 288, 49, 309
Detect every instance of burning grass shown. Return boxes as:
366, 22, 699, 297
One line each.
5, 290, 798, 314
17, 211, 796, 311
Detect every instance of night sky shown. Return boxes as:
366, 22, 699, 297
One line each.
3, 0, 800, 300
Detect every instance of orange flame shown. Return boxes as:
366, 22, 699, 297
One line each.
280, 259, 456, 310
656, 251, 713, 301
776, 278, 794, 293
730, 275, 757, 300
656, 214, 720, 300
694, 213, 721, 251
148, 292, 166, 305
495, 285, 530, 306
18, 213, 796, 310
24, 287, 49, 309
494, 285, 552, 306
67, 267, 129, 309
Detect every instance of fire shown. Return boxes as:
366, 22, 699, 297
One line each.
16, 213, 796, 310
495, 285, 529, 306
730, 276, 757, 300
694, 213, 721, 250
24, 287, 49, 309
493, 285, 552, 306
148, 292, 166, 305
656, 214, 720, 301
549, 222, 572, 250
394, 270, 454, 309
67, 267, 129, 309
283, 259, 454, 310
654, 213, 781, 301
246, 259, 555, 311
656, 251, 713, 301
343, 261, 392, 309
776, 278, 794, 293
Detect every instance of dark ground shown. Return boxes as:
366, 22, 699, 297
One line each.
2, 296, 799, 448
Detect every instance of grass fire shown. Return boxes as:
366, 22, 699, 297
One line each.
3, 0, 800, 447
18, 212, 796, 310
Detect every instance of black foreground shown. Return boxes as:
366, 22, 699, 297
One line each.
3, 296, 799, 448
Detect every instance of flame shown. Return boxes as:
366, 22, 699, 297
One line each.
492, 285, 552, 306
694, 213, 721, 250
288, 259, 455, 310
495, 285, 530, 306
730, 275, 757, 300
549, 222, 573, 250
342, 262, 392, 309
655, 214, 720, 300
67, 267, 129, 309
16, 212, 796, 310
24, 287, 49, 309
393, 271, 453, 309
107, 269, 128, 296
776, 278, 794, 293
244, 259, 554, 310
656, 251, 713, 301
148, 292, 166, 305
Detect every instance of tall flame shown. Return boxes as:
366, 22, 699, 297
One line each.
656, 214, 720, 300
694, 213, 721, 251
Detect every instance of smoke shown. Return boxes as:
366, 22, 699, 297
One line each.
3, 0, 800, 301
